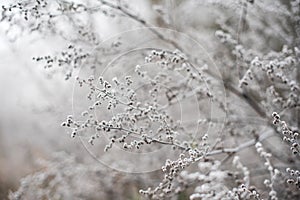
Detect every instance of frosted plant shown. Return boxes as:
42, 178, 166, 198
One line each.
1, 0, 299, 199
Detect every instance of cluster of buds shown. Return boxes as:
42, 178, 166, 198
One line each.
286, 168, 300, 189
239, 68, 254, 88
139, 134, 210, 199
272, 112, 300, 156
232, 156, 250, 187
139, 149, 204, 199
33, 45, 90, 80
215, 30, 238, 46
2, 0, 49, 21
145, 49, 187, 69
255, 142, 280, 200
227, 184, 260, 200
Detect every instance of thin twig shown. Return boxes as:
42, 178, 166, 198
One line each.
205, 130, 274, 158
